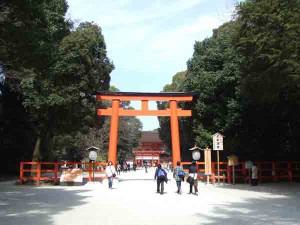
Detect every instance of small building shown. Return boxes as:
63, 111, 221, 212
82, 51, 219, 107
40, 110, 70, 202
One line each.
132, 131, 166, 167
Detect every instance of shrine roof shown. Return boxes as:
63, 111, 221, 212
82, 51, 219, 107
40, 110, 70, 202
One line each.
140, 131, 163, 143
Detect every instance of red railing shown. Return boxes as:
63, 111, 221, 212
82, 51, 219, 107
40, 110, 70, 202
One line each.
181, 161, 300, 184
20, 161, 300, 185
20, 161, 107, 185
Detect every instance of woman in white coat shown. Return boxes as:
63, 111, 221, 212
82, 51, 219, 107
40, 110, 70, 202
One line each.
105, 161, 116, 189
251, 163, 258, 186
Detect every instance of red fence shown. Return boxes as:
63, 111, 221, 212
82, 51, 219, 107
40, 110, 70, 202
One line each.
20, 161, 300, 185
20, 161, 107, 185
181, 161, 300, 184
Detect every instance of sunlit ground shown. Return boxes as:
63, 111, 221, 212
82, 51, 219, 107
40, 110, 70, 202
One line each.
1, 168, 299, 225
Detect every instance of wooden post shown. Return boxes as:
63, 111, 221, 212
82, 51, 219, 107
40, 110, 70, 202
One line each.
227, 164, 231, 184
37, 162, 41, 185
93, 161, 95, 181
272, 161, 277, 182
54, 162, 58, 184
204, 148, 212, 184
232, 165, 235, 185
88, 162, 92, 182
242, 162, 247, 183
170, 100, 181, 168
288, 161, 292, 183
217, 151, 220, 183
108, 99, 120, 166
248, 169, 251, 184
211, 162, 215, 174
20, 162, 23, 185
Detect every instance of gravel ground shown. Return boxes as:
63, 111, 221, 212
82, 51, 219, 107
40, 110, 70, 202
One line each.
0, 168, 300, 225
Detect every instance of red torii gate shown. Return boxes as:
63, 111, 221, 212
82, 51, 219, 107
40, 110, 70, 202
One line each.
94, 91, 198, 167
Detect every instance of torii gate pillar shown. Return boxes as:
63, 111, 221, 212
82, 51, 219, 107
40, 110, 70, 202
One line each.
170, 100, 181, 166
108, 99, 120, 165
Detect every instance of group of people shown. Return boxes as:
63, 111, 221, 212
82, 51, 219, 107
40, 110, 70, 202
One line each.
154, 161, 198, 195
116, 162, 137, 175
105, 160, 259, 191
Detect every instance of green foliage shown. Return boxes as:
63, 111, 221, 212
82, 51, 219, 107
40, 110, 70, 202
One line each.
232, 0, 300, 159
27, 22, 114, 159
0, 0, 71, 74
117, 116, 142, 161
183, 22, 243, 158
0, 1, 116, 169
158, 0, 300, 160
235, 0, 300, 103
0, 0, 73, 170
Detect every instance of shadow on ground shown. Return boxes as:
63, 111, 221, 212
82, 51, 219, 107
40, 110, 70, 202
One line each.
195, 183, 300, 225
0, 181, 90, 225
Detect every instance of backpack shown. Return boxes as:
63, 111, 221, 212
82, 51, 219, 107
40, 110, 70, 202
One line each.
178, 170, 186, 178
157, 169, 165, 178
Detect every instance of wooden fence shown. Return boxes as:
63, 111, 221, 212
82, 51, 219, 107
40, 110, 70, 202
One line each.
20, 161, 300, 185
181, 161, 300, 184
19, 161, 107, 185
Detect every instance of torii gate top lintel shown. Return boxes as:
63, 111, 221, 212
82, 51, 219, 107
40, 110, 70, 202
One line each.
93, 91, 199, 101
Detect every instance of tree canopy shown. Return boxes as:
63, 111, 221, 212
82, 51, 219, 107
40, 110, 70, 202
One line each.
0, 1, 122, 173
158, 0, 300, 161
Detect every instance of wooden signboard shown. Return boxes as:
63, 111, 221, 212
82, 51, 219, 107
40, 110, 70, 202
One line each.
204, 148, 212, 175
228, 155, 239, 166
227, 155, 239, 185
60, 168, 83, 186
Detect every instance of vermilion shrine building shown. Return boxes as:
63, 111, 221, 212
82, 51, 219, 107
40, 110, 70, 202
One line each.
132, 131, 167, 167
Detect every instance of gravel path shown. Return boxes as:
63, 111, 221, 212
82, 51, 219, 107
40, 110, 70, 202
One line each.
1, 168, 300, 225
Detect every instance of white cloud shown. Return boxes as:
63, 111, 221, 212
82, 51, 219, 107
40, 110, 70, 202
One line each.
68, 0, 207, 27
149, 15, 221, 52
67, 0, 236, 130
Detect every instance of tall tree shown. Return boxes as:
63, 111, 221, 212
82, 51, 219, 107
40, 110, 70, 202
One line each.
234, 0, 300, 159
21, 22, 114, 161
183, 22, 243, 159
0, 0, 72, 173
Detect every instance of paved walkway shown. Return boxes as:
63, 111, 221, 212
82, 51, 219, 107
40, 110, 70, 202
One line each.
1, 167, 300, 225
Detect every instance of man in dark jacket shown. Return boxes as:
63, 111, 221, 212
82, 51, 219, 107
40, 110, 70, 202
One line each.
154, 164, 167, 194
188, 161, 198, 195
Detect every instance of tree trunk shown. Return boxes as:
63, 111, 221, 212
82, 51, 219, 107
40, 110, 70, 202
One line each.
32, 136, 42, 162
31, 137, 41, 176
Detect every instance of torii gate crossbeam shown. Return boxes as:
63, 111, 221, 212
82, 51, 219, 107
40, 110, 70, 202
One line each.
93, 91, 198, 167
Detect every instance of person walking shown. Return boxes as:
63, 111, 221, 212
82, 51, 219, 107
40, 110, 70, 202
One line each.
251, 163, 258, 186
173, 161, 185, 194
188, 161, 198, 195
105, 161, 116, 189
117, 163, 121, 175
123, 162, 128, 172
154, 164, 167, 194
144, 161, 148, 173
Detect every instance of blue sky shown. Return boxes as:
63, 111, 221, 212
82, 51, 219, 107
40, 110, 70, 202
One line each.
67, 0, 238, 130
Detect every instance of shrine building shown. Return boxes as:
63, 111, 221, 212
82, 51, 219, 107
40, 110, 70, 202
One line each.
132, 131, 168, 167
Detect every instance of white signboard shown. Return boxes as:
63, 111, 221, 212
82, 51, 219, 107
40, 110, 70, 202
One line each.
213, 133, 224, 150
